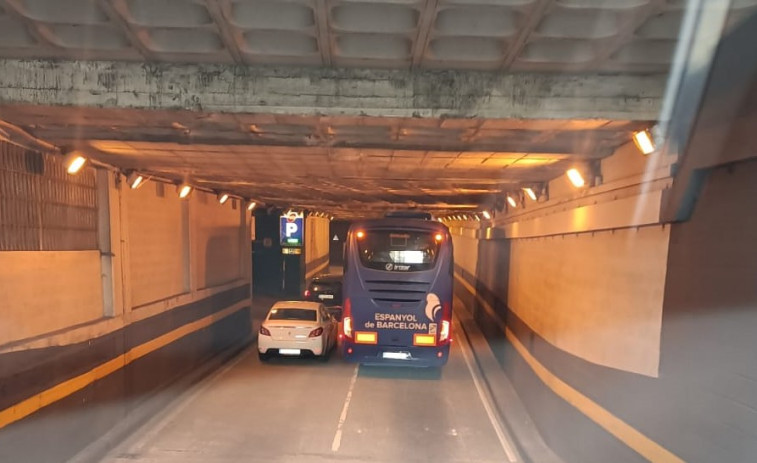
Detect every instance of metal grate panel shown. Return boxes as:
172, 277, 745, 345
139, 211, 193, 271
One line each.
0, 142, 98, 251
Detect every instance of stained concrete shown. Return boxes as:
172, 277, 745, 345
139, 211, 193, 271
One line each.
0, 60, 666, 120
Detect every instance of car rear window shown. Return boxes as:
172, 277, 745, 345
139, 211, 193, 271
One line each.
268, 308, 317, 321
311, 282, 337, 291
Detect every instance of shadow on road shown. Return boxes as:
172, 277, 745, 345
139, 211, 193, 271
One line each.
357, 365, 442, 381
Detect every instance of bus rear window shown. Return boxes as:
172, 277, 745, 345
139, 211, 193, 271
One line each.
357, 230, 440, 271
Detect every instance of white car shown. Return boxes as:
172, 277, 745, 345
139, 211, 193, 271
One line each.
258, 301, 338, 361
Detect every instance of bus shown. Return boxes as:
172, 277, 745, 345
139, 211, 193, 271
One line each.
340, 213, 454, 367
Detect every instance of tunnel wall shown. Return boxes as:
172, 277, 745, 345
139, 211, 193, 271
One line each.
126, 180, 188, 308
0, 143, 103, 345
305, 215, 330, 279
454, 146, 757, 462
453, 143, 681, 463
0, 144, 252, 463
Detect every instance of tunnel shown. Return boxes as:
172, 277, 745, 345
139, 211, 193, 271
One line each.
1, 1, 756, 462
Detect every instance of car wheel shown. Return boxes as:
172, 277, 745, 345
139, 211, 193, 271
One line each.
258, 352, 269, 362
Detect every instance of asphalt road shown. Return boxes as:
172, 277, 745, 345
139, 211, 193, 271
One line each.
101, 297, 518, 463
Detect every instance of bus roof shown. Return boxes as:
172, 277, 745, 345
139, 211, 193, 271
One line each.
349, 217, 449, 232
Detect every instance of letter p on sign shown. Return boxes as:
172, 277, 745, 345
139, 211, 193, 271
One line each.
286, 222, 298, 237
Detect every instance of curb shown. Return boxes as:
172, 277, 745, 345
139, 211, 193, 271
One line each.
67, 333, 255, 463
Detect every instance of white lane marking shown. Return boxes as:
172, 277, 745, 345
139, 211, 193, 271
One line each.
331, 365, 360, 452
456, 320, 520, 463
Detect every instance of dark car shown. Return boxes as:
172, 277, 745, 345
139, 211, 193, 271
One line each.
304, 274, 343, 320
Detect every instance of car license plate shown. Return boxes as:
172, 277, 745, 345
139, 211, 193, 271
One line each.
318, 294, 334, 300
279, 349, 301, 355
382, 352, 410, 360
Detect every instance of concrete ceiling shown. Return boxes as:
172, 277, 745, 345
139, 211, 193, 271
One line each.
0, 0, 707, 72
5, 1, 753, 217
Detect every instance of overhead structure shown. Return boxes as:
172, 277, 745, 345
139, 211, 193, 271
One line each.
0, 0, 721, 218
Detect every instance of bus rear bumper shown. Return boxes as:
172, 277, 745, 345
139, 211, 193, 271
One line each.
341, 342, 450, 367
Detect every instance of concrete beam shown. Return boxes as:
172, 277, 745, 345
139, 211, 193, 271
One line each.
0, 59, 665, 120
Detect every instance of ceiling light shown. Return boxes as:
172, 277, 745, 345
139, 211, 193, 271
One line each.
523, 187, 537, 201
126, 172, 145, 189
177, 183, 192, 199
247, 201, 257, 211
507, 195, 517, 208
482, 210, 491, 220
217, 193, 229, 204
63, 151, 87, 175
633, 129, 655, 155
566, 168, 585, 188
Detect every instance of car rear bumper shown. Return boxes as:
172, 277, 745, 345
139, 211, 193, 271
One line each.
258, 336, 324, 356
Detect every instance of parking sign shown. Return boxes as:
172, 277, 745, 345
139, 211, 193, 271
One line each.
280, 211, 304, 247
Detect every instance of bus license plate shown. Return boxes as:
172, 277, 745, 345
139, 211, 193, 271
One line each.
279, 349, 301, 355
382, 352, 410, 360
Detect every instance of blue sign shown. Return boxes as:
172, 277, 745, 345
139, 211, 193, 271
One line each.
280, 211, 304, 247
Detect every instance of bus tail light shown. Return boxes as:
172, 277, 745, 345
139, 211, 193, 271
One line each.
413, 333, 436, 346
439, 301, 452, 345
343, 298, 353, 338
355, 331, 378, 344
439, 320, 451, 344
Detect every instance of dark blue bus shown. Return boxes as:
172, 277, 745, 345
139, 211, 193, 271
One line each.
340, 214, 454, 367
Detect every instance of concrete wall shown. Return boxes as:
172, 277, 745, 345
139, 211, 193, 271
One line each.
0, 141, 104, 346
452, 142, 680, 462
658, 160, 757, 462
508, 227, 669, 377
192, 192, 244, 290
453, 144, 757, 462
305, 216, 330, 279
0, 251, 103, 344
127, 181, 188, 308
0, 144, 252, 463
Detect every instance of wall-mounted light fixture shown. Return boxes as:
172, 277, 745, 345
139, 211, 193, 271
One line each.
507, 194, 518, 208
177, 183, 193, 199
482, 210, 492, 220
566, 168, 585, 188
217, 192, 229, 204
523, 187, 537, 201
63, 150, 87, 175
126, 172, 146, 189
633, 129, 656, 155
247, 201, 257, 211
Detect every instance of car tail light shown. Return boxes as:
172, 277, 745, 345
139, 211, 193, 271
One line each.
304, 289, 311, 298
342, 298, 353, 339
259, 326, 271, 336
309, 327, 324, 337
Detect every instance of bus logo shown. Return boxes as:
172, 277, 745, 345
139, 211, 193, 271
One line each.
425, 293, 442, 322
385, 263, 411, 271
